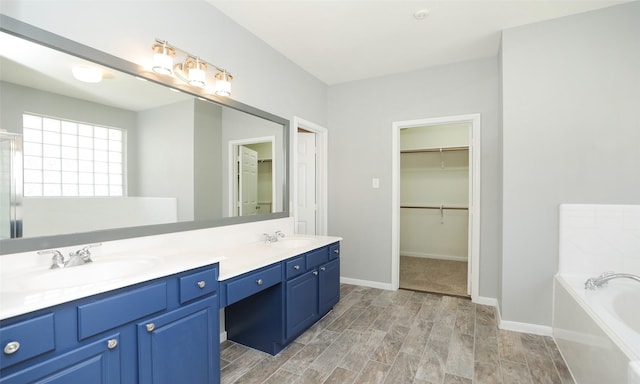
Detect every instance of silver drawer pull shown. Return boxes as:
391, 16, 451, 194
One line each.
313, 271, 318, 276
334, 249, 340, 254
197, 280, 206, 289
107, 339, 118, 349
256, 279, 263, 285
293, 265, 300, 270
3, 341, 20, 355
146, 323, 155, 332
320, 267, 326, 271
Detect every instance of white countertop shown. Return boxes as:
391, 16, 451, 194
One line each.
217, 236, 341, 281
0, 235, 341, 320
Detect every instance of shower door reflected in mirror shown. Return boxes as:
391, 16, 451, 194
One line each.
0, 132, 22, 239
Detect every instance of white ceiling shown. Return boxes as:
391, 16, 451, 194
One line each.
207, 0, 631, 85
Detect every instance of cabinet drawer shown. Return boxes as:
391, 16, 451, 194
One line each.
179, 267, 218, 304
77, 283, 167, 340
226, 264, 282, 306
0, 313, 55, 369
285, 256, 305, 279
329, 243, 340, 260
306, 247, 329, 269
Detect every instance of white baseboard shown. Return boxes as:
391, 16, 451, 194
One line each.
400, 252, 467, 262
495, 298, 553, 336
499, 320, 553, 336
474, 295, 498, 307
496, 302, 553, 336
340, 277, 394, 290
220, 331, 227, 343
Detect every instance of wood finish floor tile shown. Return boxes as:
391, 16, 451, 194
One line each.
221, 284, 575, 384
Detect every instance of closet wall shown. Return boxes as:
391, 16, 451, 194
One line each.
400, 123, 469, 261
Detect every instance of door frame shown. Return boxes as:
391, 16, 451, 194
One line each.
291, 117, 328, 235
228, 136, 276, 217
391, 114, 481, 301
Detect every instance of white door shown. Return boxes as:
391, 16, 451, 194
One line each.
239, 146, 258, 216
296, 132, 317, 234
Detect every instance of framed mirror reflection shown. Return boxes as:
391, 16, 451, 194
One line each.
0, 15, 289, 254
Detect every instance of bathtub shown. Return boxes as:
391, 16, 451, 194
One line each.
553, 274, 640, 384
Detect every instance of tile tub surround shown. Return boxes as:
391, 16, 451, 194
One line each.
221, 285, 574, 384
559, 204, 640, 276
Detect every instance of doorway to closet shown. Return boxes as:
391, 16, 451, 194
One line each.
391, 114, 480, 300
400, 124, 469, 296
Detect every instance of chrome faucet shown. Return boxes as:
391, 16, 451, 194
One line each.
584, 271, 640, 289
38, 243, 101, 269
263, 230, 285, 244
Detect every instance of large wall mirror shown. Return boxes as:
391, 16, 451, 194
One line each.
0, 15, 289, 254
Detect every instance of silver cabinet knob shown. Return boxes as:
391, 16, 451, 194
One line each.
256, 279, 263, 285
293, 265, 300, 270
320, 267, 326, 271
3, 341, 20, 355
197, 280, 206, 289
107, 339, 118, 349
334, 249, 339, 254
313, 271, 318, 276
146, 323, 155, 332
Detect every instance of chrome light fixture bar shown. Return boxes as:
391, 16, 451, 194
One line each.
151, 39, 233, 97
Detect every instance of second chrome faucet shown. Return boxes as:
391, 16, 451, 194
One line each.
263, 230, 285, 244
38, 243, 102, 269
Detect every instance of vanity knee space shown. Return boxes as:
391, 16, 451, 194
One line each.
221, 241, 341, 355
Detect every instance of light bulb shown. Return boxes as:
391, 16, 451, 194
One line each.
214, 71, 232, 96
151, 42, 175, 75
188, 59, 206, 87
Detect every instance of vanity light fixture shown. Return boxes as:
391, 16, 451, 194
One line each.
151, 39, 233, 97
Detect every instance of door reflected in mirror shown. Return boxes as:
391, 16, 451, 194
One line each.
230, 138, 275, 216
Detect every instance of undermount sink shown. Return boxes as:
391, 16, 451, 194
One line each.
270, 237, 318, 249
0, 256, 160, 293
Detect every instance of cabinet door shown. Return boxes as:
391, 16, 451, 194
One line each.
137, 296, 218, 384
318, 258, 340, 316
0, 335, 120, 384
285, 270, 318, 339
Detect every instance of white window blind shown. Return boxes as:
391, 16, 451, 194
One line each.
22, 113, 125, 197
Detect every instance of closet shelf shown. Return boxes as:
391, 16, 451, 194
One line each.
401, 146, 468, 154
401, 205, 468, 210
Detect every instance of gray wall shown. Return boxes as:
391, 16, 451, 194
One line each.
327, 57, 501, 297
137, 100, 195, 221
500, 1, 640, 326
194, 99, 223, 221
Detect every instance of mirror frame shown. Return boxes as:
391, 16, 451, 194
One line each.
0, 14, 290, 254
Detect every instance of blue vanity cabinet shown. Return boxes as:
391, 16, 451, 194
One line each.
285, 242, 340, 341
318, 257, 340, 316
0, 333, 121, 384
0, 263, 220, 384
285, 269, 319, 338
137, 296, 219, 384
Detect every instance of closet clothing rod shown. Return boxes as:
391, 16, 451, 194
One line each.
400, 205, 468, 210
401, 146, 468, 154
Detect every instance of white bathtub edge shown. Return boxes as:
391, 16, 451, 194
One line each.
554, 274, 637, 384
